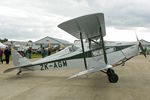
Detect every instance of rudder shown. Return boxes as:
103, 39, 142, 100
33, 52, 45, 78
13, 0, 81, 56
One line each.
11, 49, 31, 66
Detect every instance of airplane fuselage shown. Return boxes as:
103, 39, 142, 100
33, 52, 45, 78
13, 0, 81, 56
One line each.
24, 42, 139, 72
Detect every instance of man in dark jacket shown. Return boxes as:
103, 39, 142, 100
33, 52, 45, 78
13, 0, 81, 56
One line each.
0, 48, 3, 64
4, 47, 11, 64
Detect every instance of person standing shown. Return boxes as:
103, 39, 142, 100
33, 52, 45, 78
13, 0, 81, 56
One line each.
47, 47, 51, 56
0, 48, 3, 64
4, 47, 11, 64
27, 47, 32, 59
41, 47, 46, 58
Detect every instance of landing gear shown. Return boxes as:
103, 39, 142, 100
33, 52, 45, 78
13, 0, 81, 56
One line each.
107, 68, 115, 76
17, 70, 22, 75
107, 68, 119, 83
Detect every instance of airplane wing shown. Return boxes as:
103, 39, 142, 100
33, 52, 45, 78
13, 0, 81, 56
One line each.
58, 13, 106, 39
68, 65, 112, 79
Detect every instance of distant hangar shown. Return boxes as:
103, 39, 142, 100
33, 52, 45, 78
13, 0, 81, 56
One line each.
35, 36, 72, 47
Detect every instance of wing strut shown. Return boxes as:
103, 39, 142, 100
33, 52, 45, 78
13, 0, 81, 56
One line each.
80, 32, 88, 70
75, 19, 88, 70
94, 15, 108, 64
99, 27, 108, 64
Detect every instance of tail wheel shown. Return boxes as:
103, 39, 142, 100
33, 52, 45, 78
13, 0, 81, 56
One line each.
17, 70, 22, 75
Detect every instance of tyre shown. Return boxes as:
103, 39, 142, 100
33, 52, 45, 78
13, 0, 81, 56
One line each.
107, 68, 115, 76
108, 73, 119, 83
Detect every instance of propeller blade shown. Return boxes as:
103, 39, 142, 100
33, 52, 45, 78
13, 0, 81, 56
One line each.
136, 33, 147, 58
135, 33, 139, 42
139, 42, 147, 58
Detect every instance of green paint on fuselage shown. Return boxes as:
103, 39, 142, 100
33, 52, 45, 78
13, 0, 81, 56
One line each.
20, 44, 135, 68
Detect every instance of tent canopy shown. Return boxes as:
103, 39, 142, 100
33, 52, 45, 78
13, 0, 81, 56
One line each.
0, 42, 6, 48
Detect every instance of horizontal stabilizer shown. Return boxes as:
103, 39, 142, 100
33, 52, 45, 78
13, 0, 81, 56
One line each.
68, 65, 112, 79
3, 66, 20, 73
3, 63, 33, 73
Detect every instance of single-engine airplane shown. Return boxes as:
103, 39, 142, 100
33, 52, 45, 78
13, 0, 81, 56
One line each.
4, 13, 146, 83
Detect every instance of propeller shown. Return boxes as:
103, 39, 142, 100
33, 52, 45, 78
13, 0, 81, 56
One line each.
135, 33, 147, 58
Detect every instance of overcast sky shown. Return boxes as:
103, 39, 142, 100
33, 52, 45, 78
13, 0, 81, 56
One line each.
0, 0, 150, 43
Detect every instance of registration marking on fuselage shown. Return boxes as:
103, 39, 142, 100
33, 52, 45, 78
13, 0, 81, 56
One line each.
40, 60, 67, 71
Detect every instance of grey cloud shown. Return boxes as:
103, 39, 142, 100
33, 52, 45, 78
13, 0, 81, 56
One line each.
74, 0, 150, 28
0, 0, 150, 41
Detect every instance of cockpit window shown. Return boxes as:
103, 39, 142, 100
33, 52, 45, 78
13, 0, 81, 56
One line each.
69, 45, 78, 52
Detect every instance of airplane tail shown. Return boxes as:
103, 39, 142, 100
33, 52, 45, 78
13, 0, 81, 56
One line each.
4, 49, 32, 74
11, 49, 31, 66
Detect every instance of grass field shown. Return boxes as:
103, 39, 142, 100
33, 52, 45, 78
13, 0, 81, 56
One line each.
30, 53, 42, 58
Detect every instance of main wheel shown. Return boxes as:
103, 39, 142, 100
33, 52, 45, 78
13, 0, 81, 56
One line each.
107, 68, 115, 76
108, 73, 119, 83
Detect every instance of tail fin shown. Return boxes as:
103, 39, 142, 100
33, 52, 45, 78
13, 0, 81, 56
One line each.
11, 49, 31, 66
3, 49, 32, 74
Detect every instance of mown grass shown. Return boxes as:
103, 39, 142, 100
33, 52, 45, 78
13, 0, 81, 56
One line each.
30, 53, 42, 59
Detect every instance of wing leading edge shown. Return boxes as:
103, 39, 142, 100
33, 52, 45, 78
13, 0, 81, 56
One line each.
68, 65, 112, 79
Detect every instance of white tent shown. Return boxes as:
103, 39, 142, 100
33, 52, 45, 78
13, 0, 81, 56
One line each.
0, 42, 6, 48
